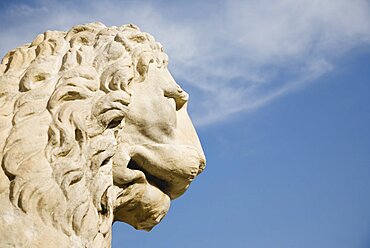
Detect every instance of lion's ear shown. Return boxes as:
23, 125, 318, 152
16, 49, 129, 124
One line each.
92, 91, 130, 130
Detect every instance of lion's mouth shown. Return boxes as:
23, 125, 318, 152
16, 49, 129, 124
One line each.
112, 143, 205, 230
126, 158, 170, 195
128, 143, 205, 199
112, 156, 173, 231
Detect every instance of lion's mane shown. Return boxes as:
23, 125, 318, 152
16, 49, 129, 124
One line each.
0, 22, 168, 245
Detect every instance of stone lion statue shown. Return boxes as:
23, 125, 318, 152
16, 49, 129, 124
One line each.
0, 22, 205, 247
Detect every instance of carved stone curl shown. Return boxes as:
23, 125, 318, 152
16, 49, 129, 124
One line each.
0, 22, 205, 247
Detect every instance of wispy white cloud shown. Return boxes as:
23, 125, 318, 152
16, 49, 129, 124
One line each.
1, 0, 369, 126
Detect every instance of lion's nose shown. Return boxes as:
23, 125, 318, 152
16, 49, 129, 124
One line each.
174, 101, 206, 178
175, 103, 205, 154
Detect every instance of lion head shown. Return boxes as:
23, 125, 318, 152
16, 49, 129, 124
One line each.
0, 22, 205, 247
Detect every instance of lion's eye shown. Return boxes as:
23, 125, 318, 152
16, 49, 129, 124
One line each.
107, 116, 123, 129
164, 88, 188, 111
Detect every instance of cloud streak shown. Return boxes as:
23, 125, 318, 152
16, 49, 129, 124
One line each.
1, 0, 369, 126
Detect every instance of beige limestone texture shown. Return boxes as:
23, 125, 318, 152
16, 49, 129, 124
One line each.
0, 22, 205, 248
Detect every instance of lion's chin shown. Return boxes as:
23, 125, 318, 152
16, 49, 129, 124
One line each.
113, 182, 170, 231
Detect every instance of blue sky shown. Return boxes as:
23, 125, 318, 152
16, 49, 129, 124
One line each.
1, 0, 370, 247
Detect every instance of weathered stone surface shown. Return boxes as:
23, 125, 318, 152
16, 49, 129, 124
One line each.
0, 22, 205, 247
